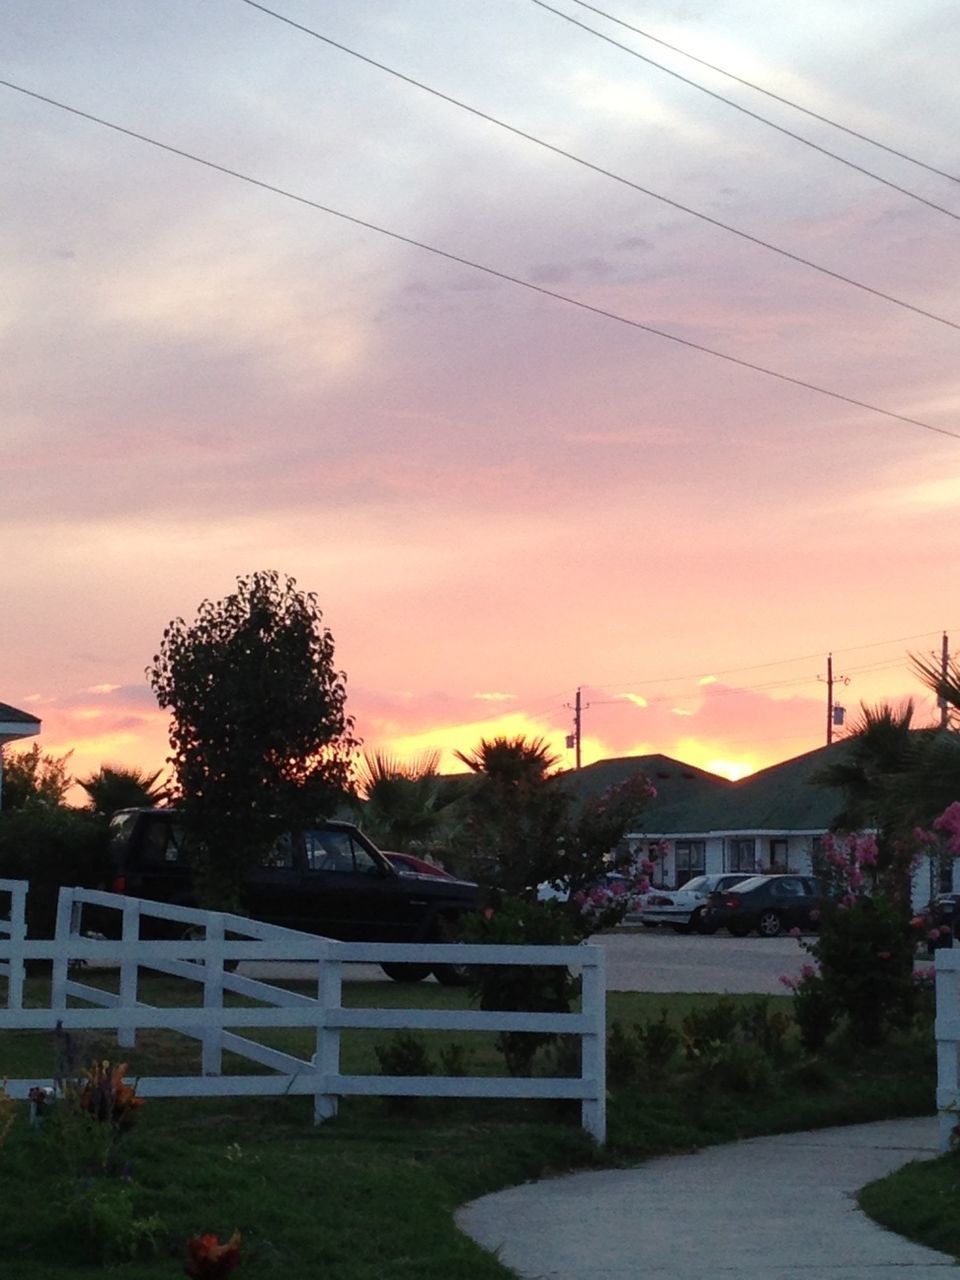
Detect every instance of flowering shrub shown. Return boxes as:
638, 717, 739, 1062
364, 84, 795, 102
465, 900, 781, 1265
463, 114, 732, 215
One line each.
184, 1230, 242, 1278
781, 964, 835, 1050
788, 810, 960, 1045
573, 864, 651, 931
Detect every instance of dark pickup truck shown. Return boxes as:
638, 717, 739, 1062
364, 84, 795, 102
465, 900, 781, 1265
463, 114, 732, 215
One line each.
108, 808, 478, 984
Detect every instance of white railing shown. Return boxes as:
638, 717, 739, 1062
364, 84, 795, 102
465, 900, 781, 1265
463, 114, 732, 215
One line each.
0, 885, 607, 1143
0, 879, 26, 1011
936, 948, 960, 1150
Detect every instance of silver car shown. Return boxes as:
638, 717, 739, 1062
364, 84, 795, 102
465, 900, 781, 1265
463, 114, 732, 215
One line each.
641, 873, 754, 933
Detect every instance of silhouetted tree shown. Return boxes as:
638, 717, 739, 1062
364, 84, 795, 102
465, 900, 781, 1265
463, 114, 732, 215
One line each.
148, 570, 359, 903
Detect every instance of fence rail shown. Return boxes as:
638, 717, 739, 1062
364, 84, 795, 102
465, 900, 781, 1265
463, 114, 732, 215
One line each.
936, 948, 960, 1150
0, 884, 607, 1142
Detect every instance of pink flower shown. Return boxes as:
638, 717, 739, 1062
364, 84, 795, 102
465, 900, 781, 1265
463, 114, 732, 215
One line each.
779, 974, 797, 991
788, 927, 801, 938
928, 929, 941, 941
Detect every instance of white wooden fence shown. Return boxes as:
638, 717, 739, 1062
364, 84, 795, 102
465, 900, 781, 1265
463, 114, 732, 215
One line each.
0, 884, 607, 1143
936, 948, 960, 1150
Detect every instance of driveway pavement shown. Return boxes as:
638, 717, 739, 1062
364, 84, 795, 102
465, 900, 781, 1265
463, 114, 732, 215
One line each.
239, 928, 836, 993
457, 1117, 955, 1279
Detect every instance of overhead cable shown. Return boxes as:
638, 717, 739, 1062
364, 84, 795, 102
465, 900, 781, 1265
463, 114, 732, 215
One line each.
564, 0, 960, 185
237, 0, 960, 333
2, 77, 957, 443
530, 0, 960, 223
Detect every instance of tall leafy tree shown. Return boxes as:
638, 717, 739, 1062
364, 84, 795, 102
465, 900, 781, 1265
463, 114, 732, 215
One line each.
147, 570, 360, 902
78, 765, 169, 818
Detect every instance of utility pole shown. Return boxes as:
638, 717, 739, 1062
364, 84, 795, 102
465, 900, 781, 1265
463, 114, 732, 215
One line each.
940, 632, 950, 729
566, 687, 584, 770
820, 654, 849, 746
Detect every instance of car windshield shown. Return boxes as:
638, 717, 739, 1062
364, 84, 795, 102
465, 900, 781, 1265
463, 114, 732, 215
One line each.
681, 876, 708, 894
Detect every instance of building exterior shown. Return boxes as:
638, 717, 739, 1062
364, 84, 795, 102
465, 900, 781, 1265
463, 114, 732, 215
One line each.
566, 742, 953, 909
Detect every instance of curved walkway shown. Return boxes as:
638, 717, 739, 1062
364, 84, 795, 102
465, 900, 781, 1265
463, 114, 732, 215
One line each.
457, 1118, 957, 1279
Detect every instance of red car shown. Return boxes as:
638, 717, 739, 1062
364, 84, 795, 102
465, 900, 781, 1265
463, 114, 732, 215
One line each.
384, 851, 455, 879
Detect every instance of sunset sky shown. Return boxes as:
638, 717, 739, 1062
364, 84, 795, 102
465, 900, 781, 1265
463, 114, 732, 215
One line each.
3, 0, 959, 797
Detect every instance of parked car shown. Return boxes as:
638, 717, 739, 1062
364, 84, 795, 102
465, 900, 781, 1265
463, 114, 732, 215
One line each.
384, 851, 456, 879
108, 808, 478, 984
641, 873, 755, 933
703, 874, 823, 938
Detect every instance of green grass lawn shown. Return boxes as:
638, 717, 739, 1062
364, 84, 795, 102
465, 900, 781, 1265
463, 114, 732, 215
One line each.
0, 973, 938, 1278
859, 1151, 960, 1261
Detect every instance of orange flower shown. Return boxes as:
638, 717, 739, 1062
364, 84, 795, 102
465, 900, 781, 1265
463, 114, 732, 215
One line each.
184, 1230, 242, 1278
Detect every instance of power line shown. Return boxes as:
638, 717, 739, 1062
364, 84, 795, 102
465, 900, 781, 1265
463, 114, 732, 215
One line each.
530, 0, 960, 223
563, 0, 960, 186
3, 78, 957, 443
237, 0, 960, 333
587, 627, 956, 689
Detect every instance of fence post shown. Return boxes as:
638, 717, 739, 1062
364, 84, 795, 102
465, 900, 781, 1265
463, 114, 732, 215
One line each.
936, 952, 960, 1150
579, 945, 607, 1145
51, 887, 77, 1016
201, 914, 224, 1077
314, 945, 341, 1123
6, 882, 26, 1011
117, 900, 140, 1049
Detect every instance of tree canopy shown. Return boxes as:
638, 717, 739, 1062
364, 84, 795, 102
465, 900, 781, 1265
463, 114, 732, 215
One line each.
0, 744, 72, 810
147, 570, 359, 900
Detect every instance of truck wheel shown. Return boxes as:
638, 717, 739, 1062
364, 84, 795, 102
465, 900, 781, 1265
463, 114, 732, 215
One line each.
380, 962, 431, 983
431, 916, 470, 987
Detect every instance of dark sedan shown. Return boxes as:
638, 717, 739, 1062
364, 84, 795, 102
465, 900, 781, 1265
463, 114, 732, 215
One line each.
703, 874, 823, 938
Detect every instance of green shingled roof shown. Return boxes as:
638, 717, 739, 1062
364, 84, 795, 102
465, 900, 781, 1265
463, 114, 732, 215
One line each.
563, 743, 851, 836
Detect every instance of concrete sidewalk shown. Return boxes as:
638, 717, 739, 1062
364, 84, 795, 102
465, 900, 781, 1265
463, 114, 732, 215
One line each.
457, 1117, 956, 1279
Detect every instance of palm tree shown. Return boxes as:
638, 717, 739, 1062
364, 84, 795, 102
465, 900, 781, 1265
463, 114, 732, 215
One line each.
454, 735, 559, 787
812, 700, 919, 833
78, 765, 169, 818
354, 749, 458, 854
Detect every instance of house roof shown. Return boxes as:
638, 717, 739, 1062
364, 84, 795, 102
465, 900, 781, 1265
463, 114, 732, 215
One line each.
562, 753, 734, 831
567, 743, 852, 838
0, 701, 41, 743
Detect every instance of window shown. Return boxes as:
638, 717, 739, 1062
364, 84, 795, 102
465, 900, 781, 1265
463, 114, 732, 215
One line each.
728, 837, 756, 873
674, 841, 705, 887
259, 834, 295, 869
140, 818, 188, 866
769, 838, 789, 871
305, 829, 379, 874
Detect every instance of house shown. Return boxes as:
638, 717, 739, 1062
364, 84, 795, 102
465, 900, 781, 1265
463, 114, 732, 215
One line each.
0, 701, 42, 809
567, 742, 951, 908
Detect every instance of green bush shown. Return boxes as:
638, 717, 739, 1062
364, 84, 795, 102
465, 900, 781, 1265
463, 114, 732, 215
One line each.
681, 997, 741, 1062
806, 893, 916, 1044
0, 806, 109, 937
463, 897, 581, 1077
636, 1009, 681, 1072
62, 1180, 166, 1265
